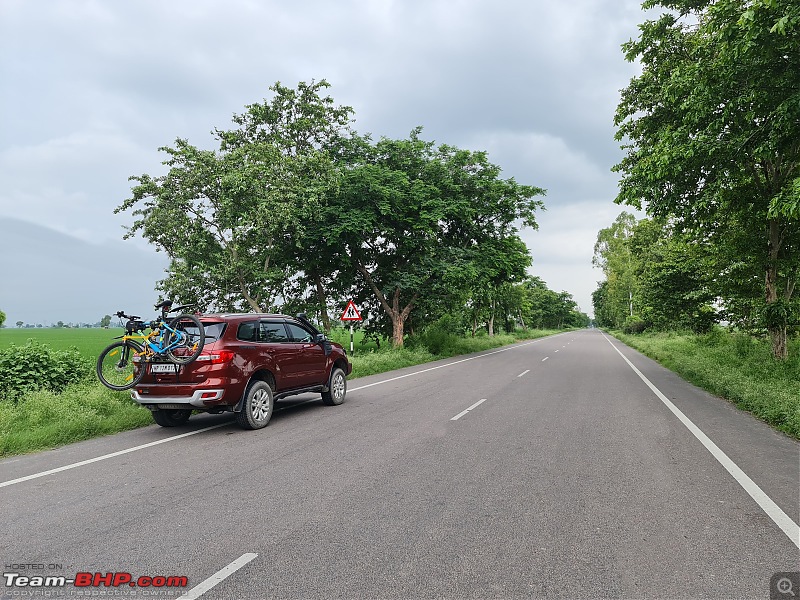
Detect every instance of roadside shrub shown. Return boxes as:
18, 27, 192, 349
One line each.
622, 315, 647, 334
0, 340, 93, 401
406, 314, 466, 356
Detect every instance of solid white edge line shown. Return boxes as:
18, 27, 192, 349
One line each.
179, 553, 258, 599
451, 398, 487, 421
517, 369, 530, 378
0, 423, 230, 488
3, 333, 566, 489
602, 333, 800, 550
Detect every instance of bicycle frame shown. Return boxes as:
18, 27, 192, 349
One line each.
119, 319, 189, 361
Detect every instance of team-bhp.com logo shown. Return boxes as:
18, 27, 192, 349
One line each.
3, 571, 188, 590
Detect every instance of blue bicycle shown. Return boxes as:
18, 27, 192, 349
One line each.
96, 300, 206, 391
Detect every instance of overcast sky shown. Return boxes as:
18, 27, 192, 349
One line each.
0, 0, 650, 326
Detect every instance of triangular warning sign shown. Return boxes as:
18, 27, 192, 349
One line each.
340, 300, 363, 321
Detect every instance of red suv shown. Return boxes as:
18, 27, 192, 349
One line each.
130, 313, 351, 430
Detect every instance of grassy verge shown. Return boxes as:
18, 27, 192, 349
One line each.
611, 329, 800, 440
0, 328, 563, 457
0, 382, 153, 457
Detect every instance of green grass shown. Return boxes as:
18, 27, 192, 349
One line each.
0, 381, 153, 456
0, 327, 564, 457
611, 328, 800, 440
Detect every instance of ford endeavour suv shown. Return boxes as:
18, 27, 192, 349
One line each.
130, 313, 351, 430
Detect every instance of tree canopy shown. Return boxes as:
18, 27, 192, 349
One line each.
614, 0, 799, 358
117, 80, 565, 346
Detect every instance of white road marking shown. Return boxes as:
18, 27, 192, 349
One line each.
451, 398, 487, 421
0, 423, 230, 488
2, 334, 565, 489
179, 553, 258, 599
517, 370, 530, 378
542, 357, 549, 362
603, 334, 800, 550
349, 335, 562, 393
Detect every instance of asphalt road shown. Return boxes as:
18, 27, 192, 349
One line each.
1, 329, 798, 599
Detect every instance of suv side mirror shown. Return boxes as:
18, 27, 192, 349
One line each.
314, 333, 326, 344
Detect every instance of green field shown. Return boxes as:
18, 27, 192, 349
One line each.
0, 327, 126, 358
0, 326, 376, 358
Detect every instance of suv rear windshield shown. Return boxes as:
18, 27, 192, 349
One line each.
197, 322, 226, 345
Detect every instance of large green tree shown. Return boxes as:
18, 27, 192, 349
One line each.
117, 80, 352, 312
333, 129, 544, 346
592, 212, 639, 328
629, 219, 717, 332
615, 0, 799, 358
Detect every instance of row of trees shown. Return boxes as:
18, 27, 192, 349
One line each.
11, 321, 104, 328
611, 0, 799, 359
592, 212, 799, 350
117, 80, 580, 345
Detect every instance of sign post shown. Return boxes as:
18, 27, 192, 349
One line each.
340, 300, 363, 355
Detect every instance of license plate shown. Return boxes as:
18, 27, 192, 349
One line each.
150, 364, 179, 374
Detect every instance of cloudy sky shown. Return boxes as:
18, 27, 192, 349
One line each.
0, 0, 650, 326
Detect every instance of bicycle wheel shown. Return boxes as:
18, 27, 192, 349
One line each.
96, 340, 145, 391
165, 314, 205, 365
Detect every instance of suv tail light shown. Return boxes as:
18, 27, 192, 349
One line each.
196, 350, 235, 364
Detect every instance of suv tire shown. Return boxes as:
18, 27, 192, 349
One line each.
321, 367, 347, 406
152, 409, 192, 427
236, 381, 274, 430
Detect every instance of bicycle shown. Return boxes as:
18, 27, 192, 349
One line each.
96, 300, 206, 391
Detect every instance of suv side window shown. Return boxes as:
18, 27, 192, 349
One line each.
237, 321, 258, 341
259, 321, 290, 343
285, 322, 314, 343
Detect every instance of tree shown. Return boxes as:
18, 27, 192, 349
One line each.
100, 315, 112, 328
0, 310, 5, 328
615, 0, 799, 358
592, 212, 639, 328
333, 129, 544, 346
117, 80, 353, 313
630, 219, 717, 332
16, 320, 23, 328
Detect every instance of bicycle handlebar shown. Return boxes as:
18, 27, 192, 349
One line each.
116, 310, 142, 321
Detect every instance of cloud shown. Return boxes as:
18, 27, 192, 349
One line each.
0, 0, 655, 322
0, 218, 169, 325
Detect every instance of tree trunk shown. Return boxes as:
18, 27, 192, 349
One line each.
392, 317, 405, 348
765, 218, 788, 360
313, 272, 331, 333
488, 298, 495, 337
353, 258, 416, 347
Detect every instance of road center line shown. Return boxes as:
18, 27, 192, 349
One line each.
0, 423, 230, 489
179, 553, 258, 599
517, 369, 530, 378
451, 398, 487, 421
349, 335, 562, 393
542, 357, 549, 362
602, 333, 800, 550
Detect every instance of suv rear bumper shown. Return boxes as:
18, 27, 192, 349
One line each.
130, 389, 225, 408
